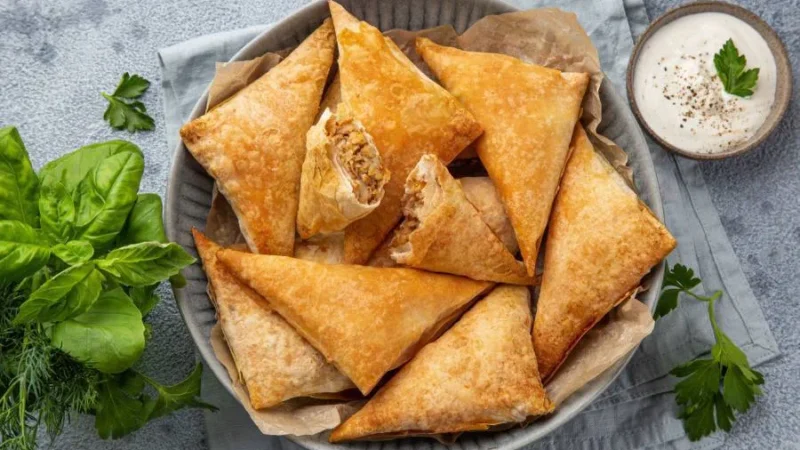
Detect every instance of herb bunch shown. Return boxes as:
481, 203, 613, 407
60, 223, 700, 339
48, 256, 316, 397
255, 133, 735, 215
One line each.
0, 126, 215, 448
656, 263, 764, 441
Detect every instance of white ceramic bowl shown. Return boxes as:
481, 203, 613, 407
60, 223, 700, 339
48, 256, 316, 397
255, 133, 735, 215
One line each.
166, 1, 666, 448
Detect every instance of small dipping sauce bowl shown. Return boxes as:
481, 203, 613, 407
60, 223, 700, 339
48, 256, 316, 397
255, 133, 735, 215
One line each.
626, 1, 792, 160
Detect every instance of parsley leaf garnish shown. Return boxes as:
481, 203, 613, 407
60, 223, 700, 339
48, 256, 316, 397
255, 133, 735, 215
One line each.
713, 39, 760, 97
656, 262, 765, 441
102, 73, 155, 132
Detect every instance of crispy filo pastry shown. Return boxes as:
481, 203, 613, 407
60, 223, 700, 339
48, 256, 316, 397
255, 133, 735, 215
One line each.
329, 1, 483, 264
369, 176, 516, 269
294, 232, 344, 265
391, 155, 533, 285
191, 229, 354, 409
180, 21, 336, 256
417, 37, 590, 276
216, 249, 492, 395
459, 177, 519, 255
533, 127, 676, 382
330, 285, 553, 442
297, 106, 390, 239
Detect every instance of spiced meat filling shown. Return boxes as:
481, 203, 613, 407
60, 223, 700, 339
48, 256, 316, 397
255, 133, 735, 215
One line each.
330, 117, 384, 204
393, 177, 427, 247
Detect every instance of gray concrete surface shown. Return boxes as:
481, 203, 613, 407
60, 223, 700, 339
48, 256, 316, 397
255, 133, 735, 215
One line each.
0, 0, 796, 449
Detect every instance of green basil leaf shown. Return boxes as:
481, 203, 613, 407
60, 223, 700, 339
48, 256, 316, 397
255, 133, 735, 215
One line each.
73, 150, 144, 248
39, 181, 76, 243
13, 265, 52, 295
94, 371, 147, 439
0, 126, 39, 227
52, 240, 94, 265
116, 194, 185, 288
96, 242, 195, 287
14, 262, 104, 324
142, 364, 217, 420
51, 287, 145, 374
117, 193, 167, 245
128, 285, 160, 317
0, 220, 51, 282
39, 140, 143, 191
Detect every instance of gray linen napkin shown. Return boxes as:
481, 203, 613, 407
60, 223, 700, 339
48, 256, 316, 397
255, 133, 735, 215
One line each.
158, 0, 779, 448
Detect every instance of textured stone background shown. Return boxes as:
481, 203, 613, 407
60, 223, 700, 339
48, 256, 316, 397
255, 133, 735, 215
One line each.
0, 0, 797, 449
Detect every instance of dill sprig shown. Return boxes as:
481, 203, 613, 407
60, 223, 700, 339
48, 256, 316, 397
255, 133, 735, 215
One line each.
0, 283, 101, 449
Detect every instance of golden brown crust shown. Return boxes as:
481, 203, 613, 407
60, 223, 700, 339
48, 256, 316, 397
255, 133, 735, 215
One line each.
330, 285, 553, 442
180, 21, 336, 255
328, 1, 483, 264
191, 229, 353, 409
417, 37, 589, 276
390, 155, 534, 285
533, 127, 676, 381
216, 249, 492, 395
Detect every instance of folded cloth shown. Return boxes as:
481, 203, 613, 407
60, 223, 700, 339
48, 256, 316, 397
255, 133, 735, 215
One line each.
158, 0, 779, 448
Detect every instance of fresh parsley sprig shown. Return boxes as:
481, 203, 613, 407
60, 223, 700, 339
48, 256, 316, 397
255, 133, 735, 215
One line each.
713, 39, 760, 97
656, 263, 764, 441
102, 73, 155, 132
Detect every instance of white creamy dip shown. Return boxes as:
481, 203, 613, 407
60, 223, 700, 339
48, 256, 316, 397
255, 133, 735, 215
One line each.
633, 12, 777, 154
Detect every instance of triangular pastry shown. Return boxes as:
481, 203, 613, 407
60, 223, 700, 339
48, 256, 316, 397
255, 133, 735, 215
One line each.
192, 229, 353, 409
296, 106, 389, 238
390, 155, 534, 285
329, 1, 483, 264
216, 249, 492, 394
330, 285, 553, 442
533, 127, 676, 381
181, 21, 336, 255
417, 37, 589, 275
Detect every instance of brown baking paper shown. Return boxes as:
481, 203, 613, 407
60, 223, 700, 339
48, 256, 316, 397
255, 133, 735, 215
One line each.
545, 296, 655, 406
195, 8, 654, 437
206, 53, 283, 111
209, 325, 362, 435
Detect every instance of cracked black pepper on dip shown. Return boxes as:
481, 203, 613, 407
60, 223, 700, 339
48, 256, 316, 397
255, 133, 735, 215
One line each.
633, 12, 776, 154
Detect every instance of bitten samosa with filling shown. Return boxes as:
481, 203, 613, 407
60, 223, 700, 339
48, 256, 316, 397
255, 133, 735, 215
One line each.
329, 1, 483, 264
297, 106, 389, 238
181, 21, 335, 255
417, 37, 589, 276
391, 155, 533, 285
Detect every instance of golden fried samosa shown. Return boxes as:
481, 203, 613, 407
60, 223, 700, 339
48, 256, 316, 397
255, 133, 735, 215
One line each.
533, 127, 676, 381
329, 1, 483, 264
391, 155, 533, 285
181, 21, 336, 255
367, 176, 515, 269
192, 229, 353, 409
330, 285, 553, 442
297, 106, 389, 239
216, 250, 491, 395
417, 37, 590, 275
